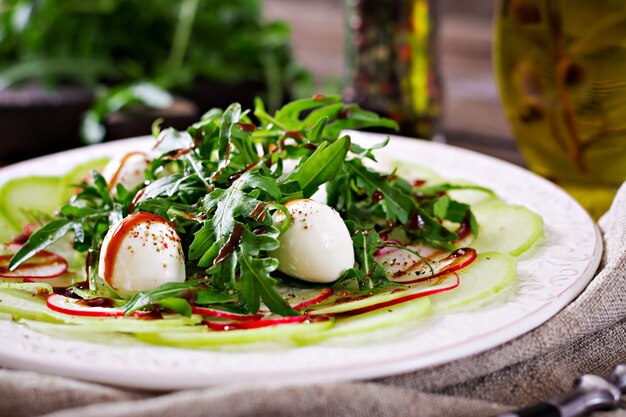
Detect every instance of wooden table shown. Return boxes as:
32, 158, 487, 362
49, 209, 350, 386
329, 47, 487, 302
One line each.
262, 0, 525, 167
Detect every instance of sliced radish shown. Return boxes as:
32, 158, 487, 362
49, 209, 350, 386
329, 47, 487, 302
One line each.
46, 294, 146, 317
204, 315, 319, 331
191, 306, 264, 321
307, 272, 460, 316
259, 286, 335, 313
375, 243, 476, 283
0, 249, 68, 278
390, 248, 476, 284
292, 288, 333, 310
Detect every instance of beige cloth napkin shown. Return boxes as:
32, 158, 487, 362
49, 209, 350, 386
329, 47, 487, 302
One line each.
2, 183, 626, 417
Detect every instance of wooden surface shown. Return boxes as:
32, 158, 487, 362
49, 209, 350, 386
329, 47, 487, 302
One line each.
262, 0, 525, 166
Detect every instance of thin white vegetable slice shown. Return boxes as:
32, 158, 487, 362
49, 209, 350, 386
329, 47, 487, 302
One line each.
20, 316, 203, 335
293, 297, 431, 345
135, 319, 335, 347
471, 202, 543, 256
430, 252, 517, 312
307, 273, 458, 316
0, 176, 64, 229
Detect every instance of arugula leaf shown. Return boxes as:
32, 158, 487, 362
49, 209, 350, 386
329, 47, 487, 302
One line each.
350, 228, 390, 290
8, 219, 74, 270
122, 281, 199, 315
207, 247, 238, 290
344, 160, 415, 224
414, 183, 495, 197
154, 128, 194, 154
309, 116, 328, 143
285, 136, 350, 198
302, 103, 344, 131
9, 96, 481, 318
189, 171, 277, 265
433, 196, 450, 219
156, 297, 192, 317
239, 253, 297, 316
195, 290, 235, 305
323, 105, 399, 138
218, 103, 241, 162
411, 208, 458, 250
274, 95, 341, 128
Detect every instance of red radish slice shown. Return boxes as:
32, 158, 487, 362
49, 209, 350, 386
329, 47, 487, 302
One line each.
191, 306, 264, 321
205, 315, 321, 331
46, 294, 146, 317
22, 274, 80, 288
308, 272, 460, 317
292, 288, 333, 310
373, 239, 403, 256
259, 287, 335, 313
348, 273, 460, 315
0, 250, 68, 278
375, 242, 476, 283
391, 248, 477, 284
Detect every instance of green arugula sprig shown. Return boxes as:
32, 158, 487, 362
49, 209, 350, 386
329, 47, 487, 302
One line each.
8, 96, 400, 315
8, 96, 488, 316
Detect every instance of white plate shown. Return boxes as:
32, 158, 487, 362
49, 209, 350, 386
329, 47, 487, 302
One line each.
0, 132, 602, 390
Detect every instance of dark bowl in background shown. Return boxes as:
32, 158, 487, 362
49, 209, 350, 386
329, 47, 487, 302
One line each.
182, 80, 268, 115
0, 84, 93, 163
0, 81, 273, 164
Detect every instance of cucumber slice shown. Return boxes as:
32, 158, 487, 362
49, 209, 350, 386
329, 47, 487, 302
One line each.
0, 176, 64, 229
274, 284, 333, 310
430, 252, 517, 312
136, 319, 335, 347
308, 273, 457, 316
471, 202, 543, 256
0, 282, 53, 295
61, 157, 110, 200
383, 159, 442, 183
294, 297, 431, 345
0, 288, 202, 329
446, 180, 501, 207
20, 315, 203, 334
0, 289, 67, 323
0, 211, 18, 242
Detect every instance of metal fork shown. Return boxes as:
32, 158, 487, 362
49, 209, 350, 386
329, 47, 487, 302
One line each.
496, 364, 626, 417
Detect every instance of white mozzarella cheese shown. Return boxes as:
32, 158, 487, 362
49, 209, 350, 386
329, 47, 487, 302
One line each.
98, 212, 186, 297
271, 199, 354, 283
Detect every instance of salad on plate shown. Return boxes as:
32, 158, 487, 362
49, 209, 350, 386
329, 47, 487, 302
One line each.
0, 96, 543, 348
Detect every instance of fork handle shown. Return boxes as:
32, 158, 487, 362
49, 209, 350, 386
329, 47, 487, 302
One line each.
497, 402, 560, 417
495, 375, 620, 417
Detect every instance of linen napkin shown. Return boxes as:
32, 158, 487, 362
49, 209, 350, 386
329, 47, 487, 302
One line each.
2, 183, 626, 417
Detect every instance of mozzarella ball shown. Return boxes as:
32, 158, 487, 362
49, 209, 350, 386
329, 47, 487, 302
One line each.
271, 199, 354, 283
98, 212, 186, 298
101, 151, 150, 192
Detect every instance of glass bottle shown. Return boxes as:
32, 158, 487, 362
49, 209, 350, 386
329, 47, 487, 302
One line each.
343, 0, 442, 140
494, 0, 626, 218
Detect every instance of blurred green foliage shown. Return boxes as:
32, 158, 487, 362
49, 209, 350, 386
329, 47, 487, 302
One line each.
0, 0, 312, 141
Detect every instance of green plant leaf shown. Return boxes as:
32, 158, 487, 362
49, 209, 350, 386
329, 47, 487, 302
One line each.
122, 281, 199, 315
285, 136, 350, 198
157, 297, 192, 317
8, 219, 74, 270
239, 253, 297, 316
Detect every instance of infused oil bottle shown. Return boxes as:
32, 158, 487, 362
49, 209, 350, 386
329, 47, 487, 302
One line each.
494, 0, 626, 218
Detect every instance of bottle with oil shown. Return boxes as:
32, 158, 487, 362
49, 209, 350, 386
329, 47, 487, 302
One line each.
343, 0, 442, 140
494, 0, 626, 218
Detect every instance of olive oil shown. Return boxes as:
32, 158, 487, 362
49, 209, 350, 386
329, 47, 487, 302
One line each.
494, 0, 626, 218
